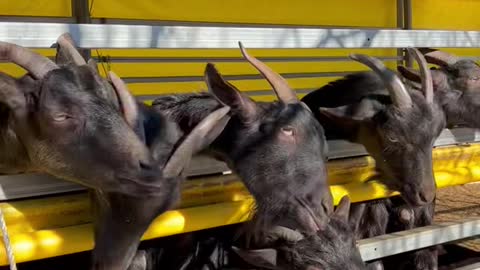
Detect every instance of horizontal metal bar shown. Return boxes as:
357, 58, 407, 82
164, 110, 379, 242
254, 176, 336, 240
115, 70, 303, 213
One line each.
3, 22, 480, 49
455, 263, 480, 270
358, 218, 480, 261
89, 18, 401, 30
97, 56, 402, 63
120, 72, 354, 83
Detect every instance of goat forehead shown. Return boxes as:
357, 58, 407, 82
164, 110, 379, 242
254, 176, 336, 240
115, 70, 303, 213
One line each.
444, 61, 480, 81
382, 97, 443, 136
263, 103, 321, 130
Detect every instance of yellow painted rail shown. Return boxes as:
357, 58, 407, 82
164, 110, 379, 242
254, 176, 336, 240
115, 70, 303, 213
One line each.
0, 143, 479, 265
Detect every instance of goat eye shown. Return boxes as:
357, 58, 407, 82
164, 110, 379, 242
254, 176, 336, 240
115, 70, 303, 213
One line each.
281, 126, 295, 136
469, 77, 480, 81
53, 114, 70, 122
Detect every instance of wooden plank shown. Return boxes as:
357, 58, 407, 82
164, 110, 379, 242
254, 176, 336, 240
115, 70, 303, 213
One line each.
0, 0, 71, 17
89, 0, 397, 27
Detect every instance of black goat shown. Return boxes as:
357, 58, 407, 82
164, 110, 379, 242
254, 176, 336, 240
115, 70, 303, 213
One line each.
301, 49, 445, 270
232, 195, 367, 270
153, 43, 332, 238
0, 34, 231, 270
398, 48, 480, 129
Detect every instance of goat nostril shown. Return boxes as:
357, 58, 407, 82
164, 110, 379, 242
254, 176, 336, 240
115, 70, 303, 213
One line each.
322, 201, 332, 215
419, 191, 428, 203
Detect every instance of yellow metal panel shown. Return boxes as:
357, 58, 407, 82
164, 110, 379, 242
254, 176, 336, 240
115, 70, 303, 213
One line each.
0, 174, 249, 235
1, 143, 479, 235
0, 64, 26, 78
0, 50, 56, 77
0, 200, 254, 265
127, 77, 339, 96
1, 60, 396, 79
412, 0, 480, 30
251, 94, 308, 102
0, 0, 71, 17
99, 61, 397, 78
93, 49, 397, 58
437, 48, 480, 57
90, 0, 396, 27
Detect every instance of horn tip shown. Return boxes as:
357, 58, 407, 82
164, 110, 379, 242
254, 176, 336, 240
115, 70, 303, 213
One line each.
205, 62, 217, 73
338, 195, 351, 204
349, 53, 362, 61
57, 32, 73, 43
238, 41, 248, 57
107, 70, 118, 80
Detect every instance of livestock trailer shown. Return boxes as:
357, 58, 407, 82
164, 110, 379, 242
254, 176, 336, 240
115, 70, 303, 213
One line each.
0, 0, 480, 269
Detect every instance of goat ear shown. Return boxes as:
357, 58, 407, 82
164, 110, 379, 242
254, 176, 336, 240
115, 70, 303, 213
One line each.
398, 66, 450, 92
318, 108, 367, 140
349, 203, 366, 232
397, 66, 421, 83
0, 73, 27, 120
232, 247, 277, 270
205, 63, 257, 121
88, 58, 100, 73
163, 106, 231, 178
333, 195, 351, 223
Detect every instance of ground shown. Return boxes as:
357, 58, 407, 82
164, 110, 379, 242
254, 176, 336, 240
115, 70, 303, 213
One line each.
435, 182, 480, 269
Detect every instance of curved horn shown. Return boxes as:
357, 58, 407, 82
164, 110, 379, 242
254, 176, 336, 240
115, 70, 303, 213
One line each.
407, 48, 433, 104
56, 33, 87, 66
350, 54, 412, 109
295, 197, 325, 232
333, 196, 351, 223
418, 48, 459, 67
0, 42, 58, 79
163, 106, 231, 178
238, 42, 298, 104
108, 71, 139, 129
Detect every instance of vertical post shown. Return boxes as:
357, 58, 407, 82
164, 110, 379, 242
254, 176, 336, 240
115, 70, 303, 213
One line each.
404, 0, 413, 67
396, 0, 405, 67
71, 0, 91, 60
